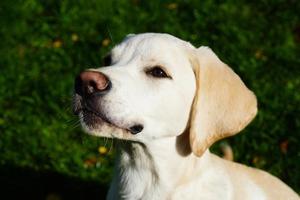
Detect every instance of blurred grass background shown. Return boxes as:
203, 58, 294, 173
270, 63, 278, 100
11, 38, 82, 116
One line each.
0, 0, 299, 199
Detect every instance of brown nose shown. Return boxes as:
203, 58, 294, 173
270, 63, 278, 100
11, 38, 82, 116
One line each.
75, 71, 111, 96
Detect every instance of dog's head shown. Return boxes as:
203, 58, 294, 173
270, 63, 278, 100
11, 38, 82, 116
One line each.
73, 33, 257, 156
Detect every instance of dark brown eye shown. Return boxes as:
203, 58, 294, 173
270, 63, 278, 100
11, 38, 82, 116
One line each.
146, 66, 170, 78
103, 54, 112, 66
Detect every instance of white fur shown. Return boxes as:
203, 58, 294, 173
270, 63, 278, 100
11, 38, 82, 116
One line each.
78, 33, 299, 200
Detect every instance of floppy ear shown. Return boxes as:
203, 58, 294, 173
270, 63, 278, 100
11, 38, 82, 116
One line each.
189, 47, 257, 157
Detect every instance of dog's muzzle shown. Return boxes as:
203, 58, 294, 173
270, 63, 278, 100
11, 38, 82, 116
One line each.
73, 70, 143, 135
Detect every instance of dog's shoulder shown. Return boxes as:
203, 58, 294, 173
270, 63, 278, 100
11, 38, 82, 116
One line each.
212, 154, 299, 200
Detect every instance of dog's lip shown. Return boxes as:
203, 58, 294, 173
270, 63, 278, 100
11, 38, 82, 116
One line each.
83, 106, 112, 125
81, 107, 117, 127
79, 107, 134, 134
73, 96, 143, 135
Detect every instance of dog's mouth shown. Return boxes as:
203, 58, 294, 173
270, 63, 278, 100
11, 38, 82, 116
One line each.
80, 108, 128, 132
72, 92, 144, 137
81, 108, 113, 127
74, 99, 143, 136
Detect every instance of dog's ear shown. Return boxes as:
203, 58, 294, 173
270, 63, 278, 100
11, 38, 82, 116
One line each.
189, 47, 257, 157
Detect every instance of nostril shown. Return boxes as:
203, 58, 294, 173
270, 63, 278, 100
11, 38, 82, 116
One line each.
75, 75, 84, 96
129, 124, 144, 135
86, 80, 98, 94
90, 79, 112, 96
74, 71, 112, 97
103, 79, 112, 91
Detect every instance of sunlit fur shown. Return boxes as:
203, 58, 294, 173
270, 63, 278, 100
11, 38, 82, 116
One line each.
78, 33, 299, 200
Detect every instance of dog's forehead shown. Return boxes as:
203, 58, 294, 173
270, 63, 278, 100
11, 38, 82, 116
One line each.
112, 33, 193, 62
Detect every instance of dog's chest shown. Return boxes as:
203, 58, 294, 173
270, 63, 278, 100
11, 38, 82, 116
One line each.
111, 143, 167, 200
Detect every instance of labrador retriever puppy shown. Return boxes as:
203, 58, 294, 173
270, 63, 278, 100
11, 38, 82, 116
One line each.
73, 33, 299, 200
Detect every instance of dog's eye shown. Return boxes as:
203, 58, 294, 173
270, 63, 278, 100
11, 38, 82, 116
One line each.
146, 66, 171, 79
103, 54, 112, 66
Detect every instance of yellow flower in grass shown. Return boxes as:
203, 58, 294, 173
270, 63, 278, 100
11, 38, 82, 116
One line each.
98, 146, 108, 155
254, 49, 267, 60
71, 33, 79, 42
167, 3, 178, 10
53, 39, 62, 48
102, 38, 111, 47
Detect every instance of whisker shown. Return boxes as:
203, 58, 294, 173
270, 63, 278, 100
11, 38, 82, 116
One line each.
103, 137, 109, 148
67, 114, 82, 125
107, 27, 114, 45
108, 138, 114, 154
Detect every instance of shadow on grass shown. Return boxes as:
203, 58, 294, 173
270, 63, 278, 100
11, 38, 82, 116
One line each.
0, 165, 108, 200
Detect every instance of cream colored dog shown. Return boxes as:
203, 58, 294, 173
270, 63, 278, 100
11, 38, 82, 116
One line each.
73, 33, 299, 200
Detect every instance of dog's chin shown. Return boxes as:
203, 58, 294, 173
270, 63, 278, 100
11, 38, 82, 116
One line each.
79, 110, 137, 141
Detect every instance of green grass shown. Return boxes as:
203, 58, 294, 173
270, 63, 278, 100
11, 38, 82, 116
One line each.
0, 0, 299, 197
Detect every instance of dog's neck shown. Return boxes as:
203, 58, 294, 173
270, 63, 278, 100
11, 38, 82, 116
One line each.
108, 135, 211, 200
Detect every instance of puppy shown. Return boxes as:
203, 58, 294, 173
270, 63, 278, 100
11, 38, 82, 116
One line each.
73, 33, 299, 200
